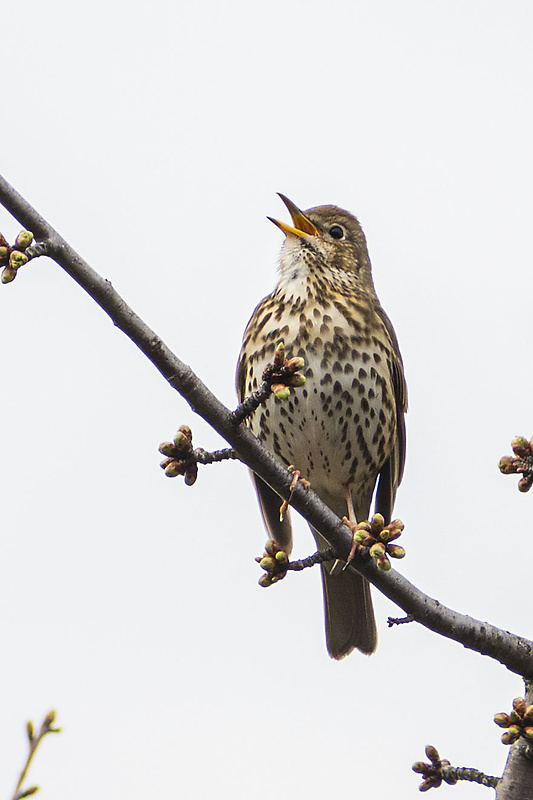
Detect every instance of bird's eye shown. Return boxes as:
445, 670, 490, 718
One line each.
329, 225, 344, 239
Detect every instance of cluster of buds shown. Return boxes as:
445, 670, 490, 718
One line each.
0, 230, 34, 284
412, 745, 455, 791
27, 709, 61, 742
263, 341, 306, 401
159, 425, 198, 486
494, 697, 533, 745
256, 539, 289, 587
349, 513, 405, 572
499, 436, 533, 493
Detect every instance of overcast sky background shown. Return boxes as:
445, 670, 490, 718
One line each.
1, 1, 532, 798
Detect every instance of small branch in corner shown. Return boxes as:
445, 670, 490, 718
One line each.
11, 710, 61, 800
388, 614, 415, 627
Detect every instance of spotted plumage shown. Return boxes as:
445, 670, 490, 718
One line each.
237, 195, 407, 659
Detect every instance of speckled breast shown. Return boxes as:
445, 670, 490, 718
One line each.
241, 292, 398, 504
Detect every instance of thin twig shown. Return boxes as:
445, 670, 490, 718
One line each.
286, 548, 335, 572
24, 241, 50, 261
388, 614, 415, 627
11, 711, 61, 800
194, 447, 239, 464
443, 766, 499, 788
232, 382, 271, 423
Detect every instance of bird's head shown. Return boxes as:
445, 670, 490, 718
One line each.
269, 194, 373, 288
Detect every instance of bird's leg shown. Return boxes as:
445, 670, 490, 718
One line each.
342, 484, 360, 567
279, 465, 310, 521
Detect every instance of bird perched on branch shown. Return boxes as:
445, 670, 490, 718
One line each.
237, 194, 407, 658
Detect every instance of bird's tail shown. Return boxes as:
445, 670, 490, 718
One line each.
313, 528, 377, 659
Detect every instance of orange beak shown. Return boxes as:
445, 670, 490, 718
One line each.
268, 193, 319, 238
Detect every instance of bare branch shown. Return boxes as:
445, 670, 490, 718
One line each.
11, 711, 61, 800
232, 382, 272, 423
446, 766, 499, 788
413, 744, 500, 791
1, 172, 532, 679
195, 447, 238, 465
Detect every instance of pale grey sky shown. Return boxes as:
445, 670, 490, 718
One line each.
1, 1, 532, 798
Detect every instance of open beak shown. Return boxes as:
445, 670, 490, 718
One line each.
268, 193, 319, 238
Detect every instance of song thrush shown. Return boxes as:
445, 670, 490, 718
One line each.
236, 195, 407, 659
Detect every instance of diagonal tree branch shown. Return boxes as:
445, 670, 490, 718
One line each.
1, 171, 532, 680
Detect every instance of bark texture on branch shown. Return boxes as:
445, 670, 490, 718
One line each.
0, 172, 532, 685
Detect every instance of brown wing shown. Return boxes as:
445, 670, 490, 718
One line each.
374, 305, 408, 523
